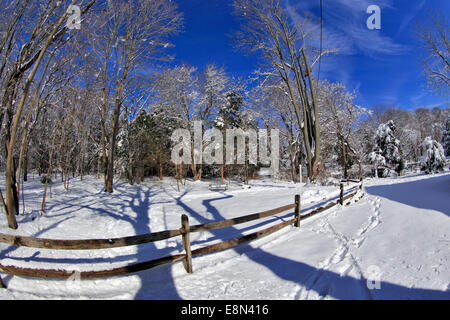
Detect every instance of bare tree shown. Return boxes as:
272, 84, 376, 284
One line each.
416, 10, 449, 95
122, 76, 154, 185
1, 0, 95, 229
233, 0, 335, 181
156, 65, 200, 180
89, 0, 182, 193
196, 64, 229, 181
318, 80, 370, 179
250, 79, 302, 182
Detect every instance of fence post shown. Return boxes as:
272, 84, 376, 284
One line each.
294, 194, 301, 228
181, 214, 193, 274
360, 177, 363, 190
340, 183, 344, 205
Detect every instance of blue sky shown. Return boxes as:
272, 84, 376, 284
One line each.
168, 0, 449, 111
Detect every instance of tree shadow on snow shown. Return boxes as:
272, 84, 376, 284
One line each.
1, 182, 183, 299
172, 192, 450, 300
100, 183, 183, 300
365, 174, 450, 217
230, 243, 450, 299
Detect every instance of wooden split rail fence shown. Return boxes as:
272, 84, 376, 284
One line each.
0, 182, 364, 280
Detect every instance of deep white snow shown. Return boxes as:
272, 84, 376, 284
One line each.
0, 171, 449, 300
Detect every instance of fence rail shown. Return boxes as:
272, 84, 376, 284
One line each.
189, 203, 297, 233
0, 229, 183, 250
0, 181, 364, 280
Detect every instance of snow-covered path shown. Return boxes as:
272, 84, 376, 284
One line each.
0, 173, 449, 299
161, 175, 450, 300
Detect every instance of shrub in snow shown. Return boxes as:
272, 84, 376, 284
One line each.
369, 120, 404, 177
421, 136, 446, 174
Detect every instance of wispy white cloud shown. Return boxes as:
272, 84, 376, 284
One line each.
346, 23, 408, 58
286, 0, 408, 57
395, 0, 426, 37
282, 0, 439, 109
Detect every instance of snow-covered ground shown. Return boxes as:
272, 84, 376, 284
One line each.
0, 171, 449, 300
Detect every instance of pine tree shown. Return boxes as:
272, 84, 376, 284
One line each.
218, 90, 244, 129
369, 120, 404, 176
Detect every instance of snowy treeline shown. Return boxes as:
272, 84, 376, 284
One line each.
0, 0, 448, 229
0, 0, 448, 188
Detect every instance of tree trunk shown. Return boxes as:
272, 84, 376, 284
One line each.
105, 94, 123, 193
301, 48, 321, 181
100, 49, 110, 187
196, 164, 202, 181
176, 164, 181, 192
128, 150, 134, 185
357, 159, 362, 181
41, 129, 58, 213
79, 132, 87, 181
4, 0, 76, 228
180, 163, 185, 186
23, 150, 28, 182
290, 149, 297, 183
244, 160, 248, 185
5, 156, 19, 224
342, 136, 347, 179
64, 151, 70, 191
97, 152, 101, 179
136, 169, 141, 185
105, 159, 114, 193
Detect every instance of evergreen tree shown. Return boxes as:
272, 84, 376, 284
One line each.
369, 120, 404, 176
217, 90, 244, 129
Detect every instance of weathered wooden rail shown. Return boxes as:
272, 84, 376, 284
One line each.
0, 229, 183, 250
0, 181, 364, 280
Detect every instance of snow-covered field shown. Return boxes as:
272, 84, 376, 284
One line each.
0, 171, 449, 300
